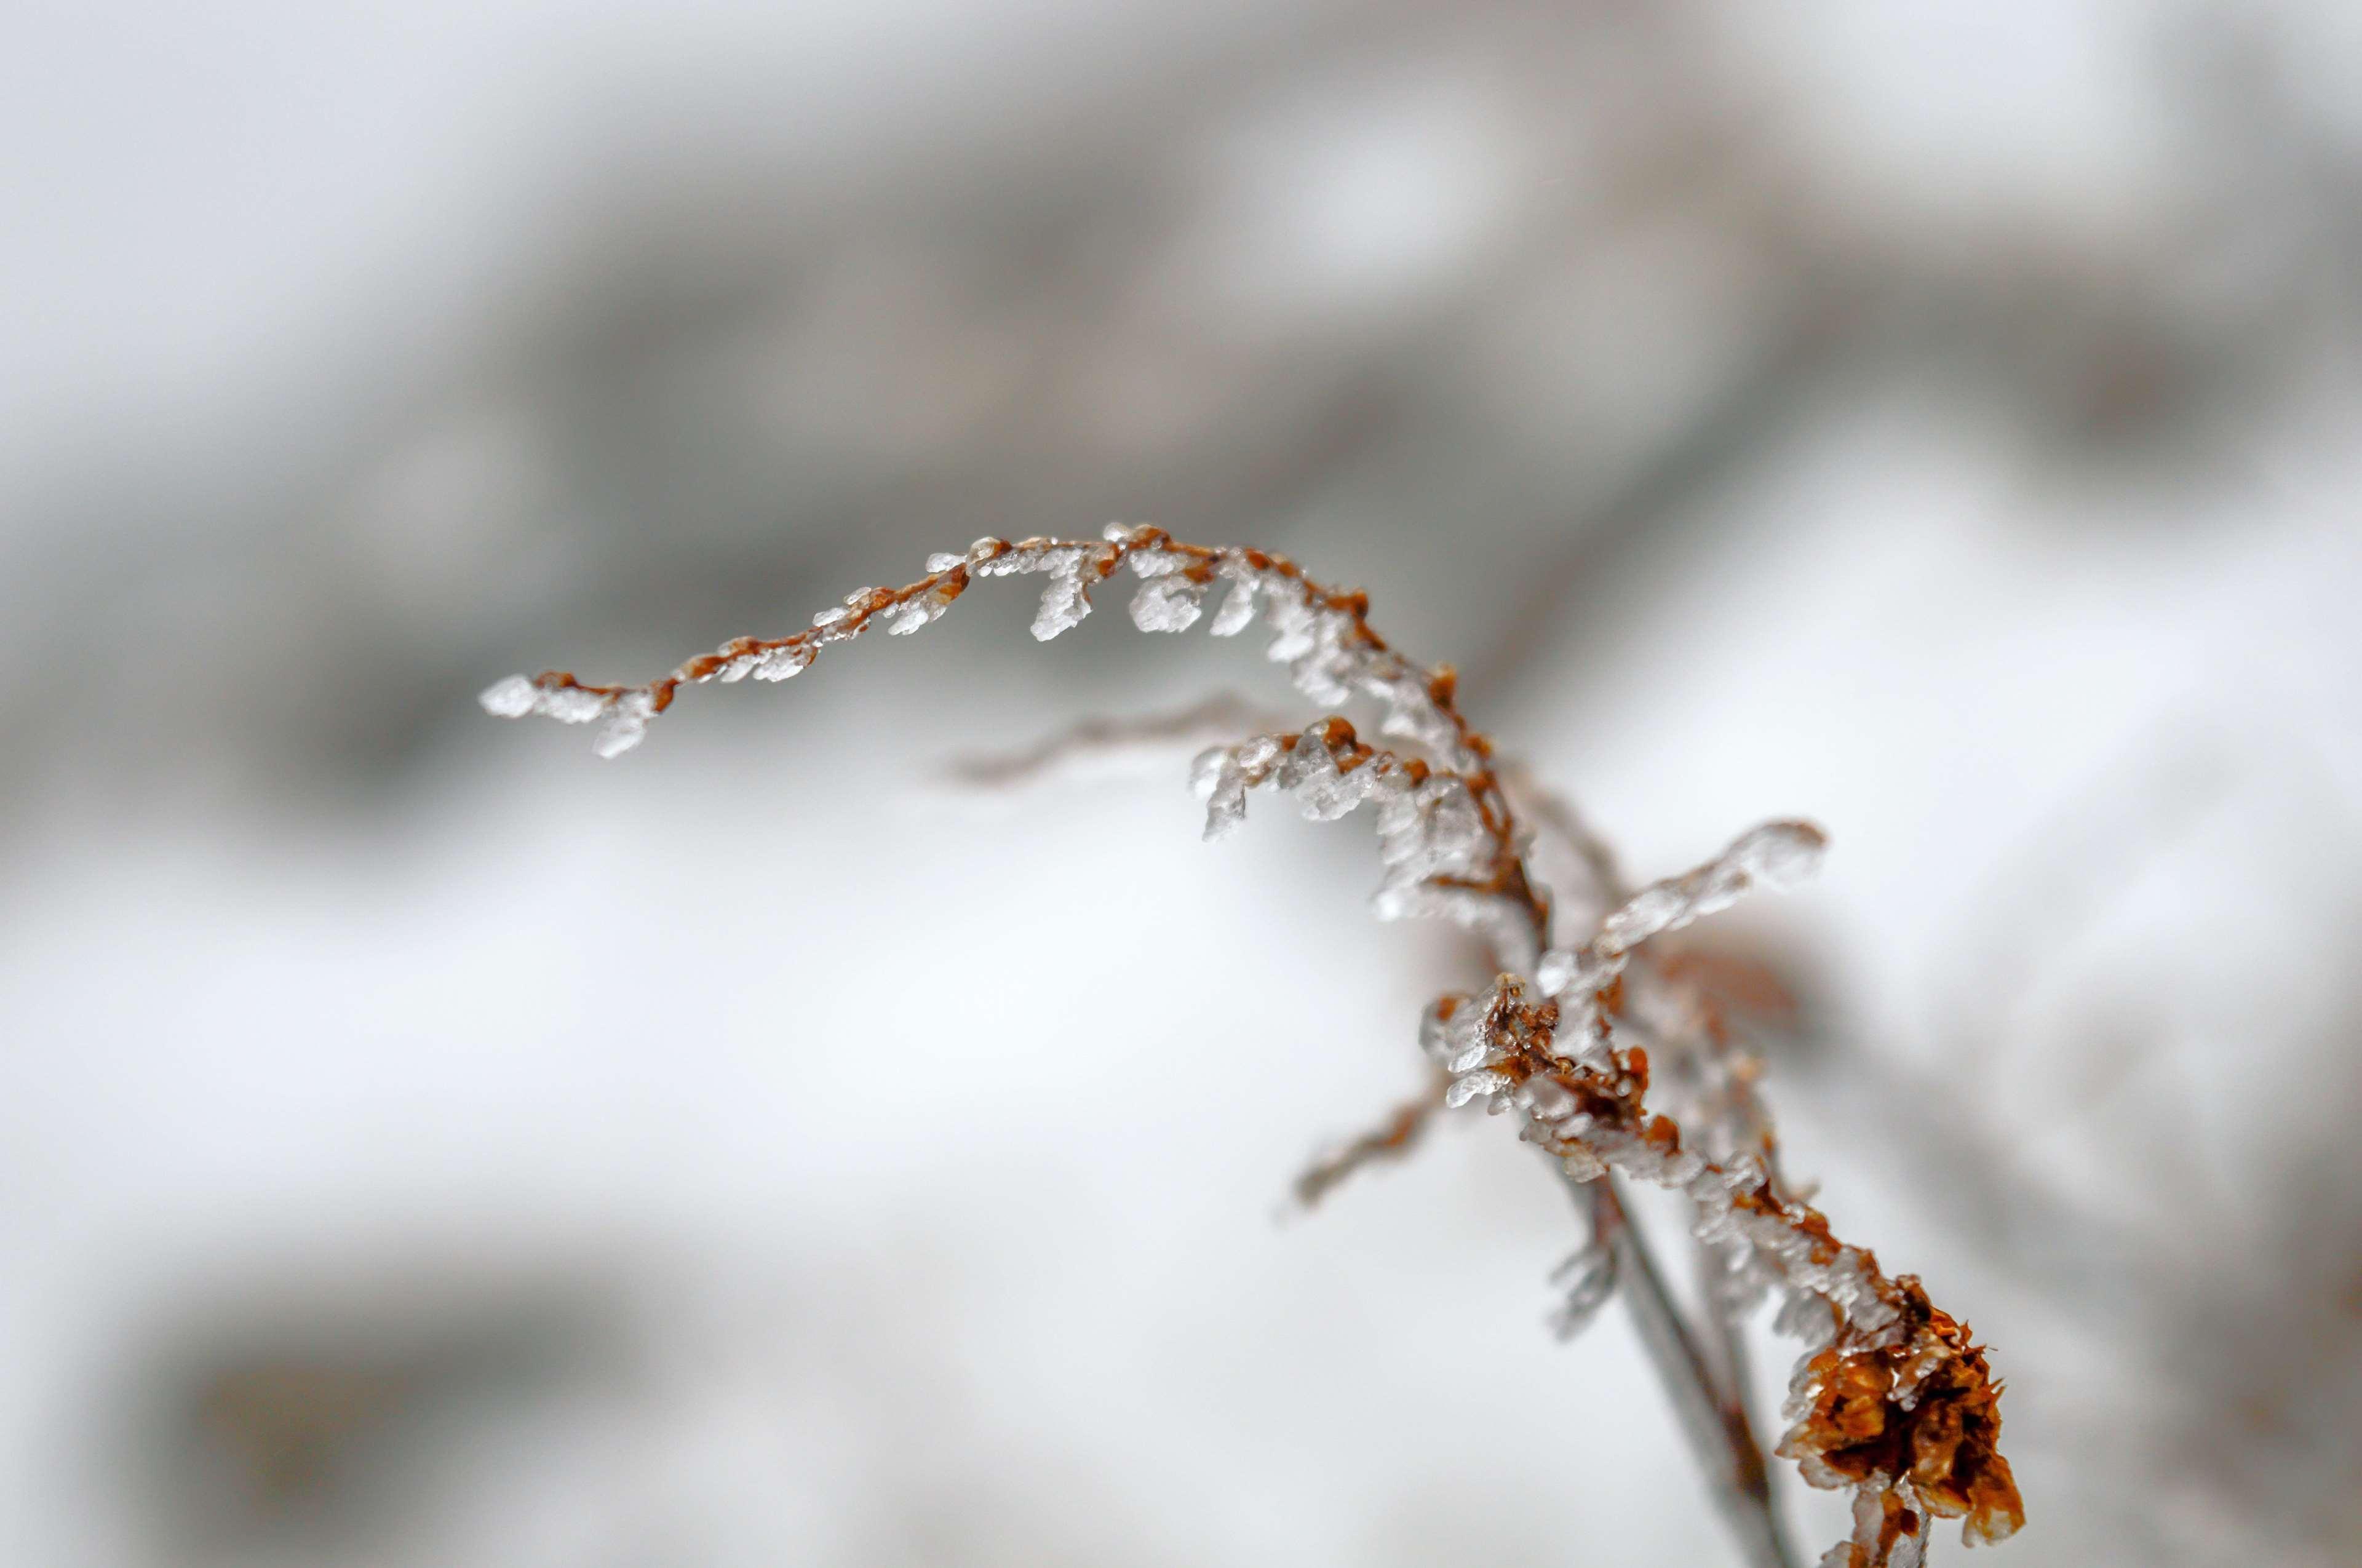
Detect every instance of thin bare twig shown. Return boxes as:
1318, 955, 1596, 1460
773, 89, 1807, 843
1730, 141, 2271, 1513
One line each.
940, 691, 1294, 789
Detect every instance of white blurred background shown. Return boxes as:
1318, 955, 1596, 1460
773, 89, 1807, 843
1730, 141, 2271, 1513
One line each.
5, 2, 2361, 1564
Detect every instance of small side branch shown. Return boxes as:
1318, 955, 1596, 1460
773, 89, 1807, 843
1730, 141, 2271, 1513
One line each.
940, 691, 1294, 790
1291, 1076, 1447, 1211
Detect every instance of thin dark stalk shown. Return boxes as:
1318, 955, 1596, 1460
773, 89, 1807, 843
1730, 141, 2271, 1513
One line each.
1561, 1169, 1799, 1568
1694, 1230, 1795, 1564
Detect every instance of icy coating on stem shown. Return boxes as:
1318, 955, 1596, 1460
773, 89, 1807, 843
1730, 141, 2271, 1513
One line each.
482, 525, 2022, 1566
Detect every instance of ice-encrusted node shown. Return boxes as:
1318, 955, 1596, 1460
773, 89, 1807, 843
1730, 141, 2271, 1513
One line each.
541, 686, 608, 724
753, 643, 814, 681
592, 691, 658, 758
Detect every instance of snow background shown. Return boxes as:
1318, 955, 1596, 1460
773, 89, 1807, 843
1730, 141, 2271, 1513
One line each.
4, 1, 2360, 1564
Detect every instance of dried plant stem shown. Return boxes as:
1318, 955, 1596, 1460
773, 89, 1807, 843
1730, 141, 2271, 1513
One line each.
1695, 1230, 1783, 1532
485, 527, 2023, 1568
1525, 781, 1795, 1568
1565, 1170, 1799, 1568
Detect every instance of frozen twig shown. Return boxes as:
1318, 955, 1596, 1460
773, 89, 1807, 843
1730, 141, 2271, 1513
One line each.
940, 691, 1294, 790
1290, 1073, 1449, 1212
483, 527, 2022, 1567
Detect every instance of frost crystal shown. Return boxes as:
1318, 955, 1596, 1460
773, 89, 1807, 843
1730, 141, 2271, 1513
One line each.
1364, 661, 1459, 758
1207, 570, 1259, 637
593, 691, 657, 758
1190, 746, 1249, 841
753, 643, 815, 681
480, 673, 660, 759
1257, 589, 1360, 706
1263, 587, 1318, 664
1124, 546, 1184, 576
1031, 555, 1092, 641
1374, 776, 1486, 885
1129, 574, 1206, 633
925, 552, 965, 573
1419, 997, 1495, 1073
478, 675, 538, 718
541, 685, 608, 724
1298, 758, 1378, 821
884, 579, 960, 635
974, 541, 1052, 578
1536, 944, 1618, 999
1444, 1070, 1511, 1109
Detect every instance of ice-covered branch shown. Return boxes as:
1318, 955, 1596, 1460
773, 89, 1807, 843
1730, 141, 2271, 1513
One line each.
483, 525, 1548, 967
483, 527, 2021, 1567
1426, 825, 2023, 1562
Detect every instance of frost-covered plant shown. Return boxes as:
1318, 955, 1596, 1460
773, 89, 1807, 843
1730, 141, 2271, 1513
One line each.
483, 526, 2023, 1568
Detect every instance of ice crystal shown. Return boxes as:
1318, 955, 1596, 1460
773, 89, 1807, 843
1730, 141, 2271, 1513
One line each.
1444, 1070, 1511, 1109
1262, 586, 1319, 665
1031, 554, 1092, 641
884, 578, 960, 635
1418, 993, 1493, 1073
1190, 746, 1250, 841
1257, 587, 1361, 706
478, 674, 658, 758
1534, 819, 1826, 1005
1367, 663, 1458, 757
1207, 570, 1259, 637
753, 643, 814, 682
478, 675, 606, 726
541, 685, 609, 725
973, 541, 1052, 578
477, 674, 538, 719
1129, 573, 1206, 633
1598, 819, 1826, 955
